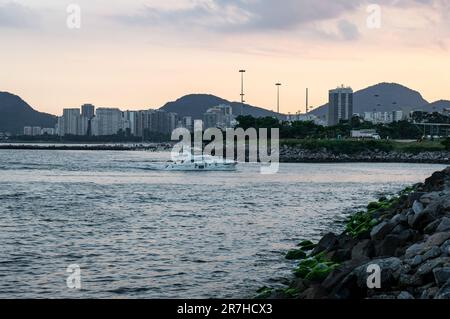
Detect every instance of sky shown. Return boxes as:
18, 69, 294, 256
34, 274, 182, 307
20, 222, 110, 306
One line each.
0, 0, 449, 115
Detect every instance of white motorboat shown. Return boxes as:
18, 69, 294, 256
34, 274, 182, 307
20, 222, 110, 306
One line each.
163, 153, 237, 171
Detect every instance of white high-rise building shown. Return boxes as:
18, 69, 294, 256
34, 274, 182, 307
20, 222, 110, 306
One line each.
203, 104, 234, 129
91, 108, 123, 136
168, 112, 179, 133
61, 108, 81, 136
124, 111, 137, 136
78, 116, 89, 136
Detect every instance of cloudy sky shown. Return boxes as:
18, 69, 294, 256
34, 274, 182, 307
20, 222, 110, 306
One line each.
1, 0, 449, 114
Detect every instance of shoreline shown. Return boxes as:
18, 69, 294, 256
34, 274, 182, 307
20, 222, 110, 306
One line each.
260, 167, 450, 299
0, 143, 449, 164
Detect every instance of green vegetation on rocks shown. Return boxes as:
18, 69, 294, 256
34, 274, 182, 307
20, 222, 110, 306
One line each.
345, 186, 415, 238
285, 249, 307, 260
297, 240, 316, 251
255, 286, 273, 299
294, 252, 340, 282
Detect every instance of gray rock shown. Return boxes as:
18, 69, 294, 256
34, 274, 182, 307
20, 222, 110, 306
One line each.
436, 217, 450, 232
398, 229, 416, 242
322, 259, 366, 291
423, 246, 443, 261
397, 291, 414, 299
421, 286, 439, 299
433, 267, 450, 286
435, 280, 450, 299
410, 208, 437, 230
441, 240, 450, 256
351, 239, 374, 260
417, 257, 450, 277
413, 200, 424, 215
405, 243, 425, 258
391, 214, 408, 226
441, 197, 450, 213
409, 193, 426, 207
391, 224, 407, 235
353, 257, 403, 289
420, 192, 442, 205
411, 255, 424, 267
375, 234, 408, 257
426, 232, 450, 247
311, 233, 338, 255
399, 273, 423, 287
370, 221, 395, 241
424, 219, 442, 234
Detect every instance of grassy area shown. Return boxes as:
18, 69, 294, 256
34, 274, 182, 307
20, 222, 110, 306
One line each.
281, 139, 446, 154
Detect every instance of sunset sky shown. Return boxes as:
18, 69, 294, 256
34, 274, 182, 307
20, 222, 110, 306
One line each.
1, 0, 449, 115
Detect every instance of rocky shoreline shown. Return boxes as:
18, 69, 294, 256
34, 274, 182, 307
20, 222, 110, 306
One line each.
279, 145, 450, 164
259, 167, 450, 299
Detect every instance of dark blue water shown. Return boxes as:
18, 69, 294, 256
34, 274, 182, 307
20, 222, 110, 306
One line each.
0, 149, 445, 298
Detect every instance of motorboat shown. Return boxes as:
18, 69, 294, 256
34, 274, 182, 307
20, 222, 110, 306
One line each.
164, 153, 237, 171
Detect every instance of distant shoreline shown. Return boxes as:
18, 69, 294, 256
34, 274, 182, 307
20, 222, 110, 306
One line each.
0, 143, 173, 152
0, 142, 449, 164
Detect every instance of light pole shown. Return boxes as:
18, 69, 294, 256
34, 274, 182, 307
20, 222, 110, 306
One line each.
239, 70, 246, 116
276, 83, 282, 114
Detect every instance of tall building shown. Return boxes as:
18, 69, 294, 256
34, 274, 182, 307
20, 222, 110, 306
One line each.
81, 104, 95, 119
167, 112, 179, 134
328, 86, 354, 126
124, 111, 137, 136
61, 108, 81, 136
91, 108, 123, 136
178, 116, 193, 132
203, 104, 234, 129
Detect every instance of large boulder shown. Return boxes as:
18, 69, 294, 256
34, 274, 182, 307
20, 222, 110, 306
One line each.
435, 280, 450, 299
370, 221, 395, 241
433, 267, 450, 286
356, 258, 404, 288
405, 233, 450, 258
436, 217, 450, 232
441, 240, 450, 256
375, 234, 408, 257
416, 257, 450, 277
351, 240, 375, 260
410, 207, 438, 230
311, 233, 339, 255
426, 232, 450, 247
424, 219, 442, 234
420, 192, 443, 205
422, 170, 448, 192
423, 246, 443, 261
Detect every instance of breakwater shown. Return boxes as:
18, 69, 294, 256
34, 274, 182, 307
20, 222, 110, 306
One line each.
263, 167, 450, 299
280, 145, 450, 164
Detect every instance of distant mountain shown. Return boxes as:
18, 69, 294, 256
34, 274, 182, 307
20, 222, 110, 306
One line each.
0, 92, 57, 134
424, 100, 450, 112
310, 83, 430, 121
159, 94, 282, 119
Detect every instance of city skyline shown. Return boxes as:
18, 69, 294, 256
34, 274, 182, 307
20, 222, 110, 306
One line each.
0, 0, 449, 115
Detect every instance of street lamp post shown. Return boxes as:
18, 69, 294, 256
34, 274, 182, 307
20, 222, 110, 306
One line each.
276, 83, 282, 114
239, 70, 246, 116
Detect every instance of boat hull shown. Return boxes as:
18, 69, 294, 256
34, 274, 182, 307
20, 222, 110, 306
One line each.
163, 163, 237, 172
